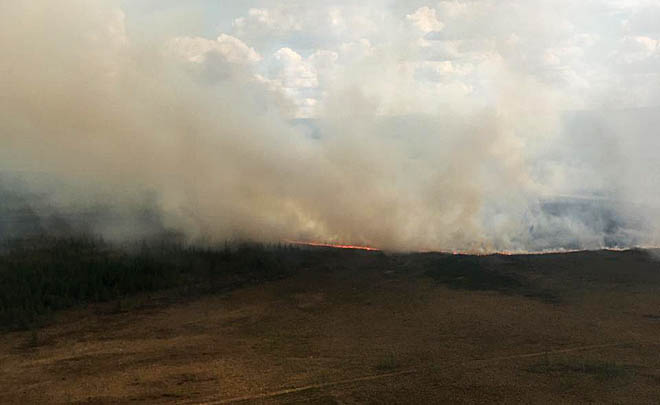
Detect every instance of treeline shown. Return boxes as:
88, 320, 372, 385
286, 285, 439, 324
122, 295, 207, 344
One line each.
0, 236, 303, 330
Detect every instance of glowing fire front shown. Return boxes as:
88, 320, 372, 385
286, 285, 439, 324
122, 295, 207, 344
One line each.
284, 240, 380, 251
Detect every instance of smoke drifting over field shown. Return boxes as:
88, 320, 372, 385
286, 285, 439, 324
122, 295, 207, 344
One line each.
1, 1, 660, 252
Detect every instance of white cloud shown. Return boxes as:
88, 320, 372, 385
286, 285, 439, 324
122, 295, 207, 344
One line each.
234, 8, 301, 33
231, 4, 389, 49
168, 34, 261, 64
193, 0, 660, 118
406, 6, 443, 33
273, 47, 318, 88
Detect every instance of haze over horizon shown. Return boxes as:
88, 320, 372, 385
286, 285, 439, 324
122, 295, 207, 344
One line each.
1, 0, 660, 252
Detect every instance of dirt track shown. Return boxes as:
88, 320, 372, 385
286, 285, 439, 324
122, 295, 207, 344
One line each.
2, 250, 660, 403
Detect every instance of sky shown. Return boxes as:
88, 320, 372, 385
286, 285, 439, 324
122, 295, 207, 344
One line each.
118, 0, 660, 117
1, 1, 660, 251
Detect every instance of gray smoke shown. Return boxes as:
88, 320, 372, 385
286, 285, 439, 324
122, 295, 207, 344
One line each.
1, 1, 659, 252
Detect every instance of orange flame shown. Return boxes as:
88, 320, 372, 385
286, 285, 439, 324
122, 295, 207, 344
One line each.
284, 240, 380, 251
284, 241, 641, 255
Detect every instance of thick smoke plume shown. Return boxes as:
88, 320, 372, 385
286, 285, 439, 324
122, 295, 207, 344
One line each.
1, 1, 659, 252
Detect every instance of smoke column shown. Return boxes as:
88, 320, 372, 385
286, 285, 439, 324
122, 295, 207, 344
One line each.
1, 0, 659, 252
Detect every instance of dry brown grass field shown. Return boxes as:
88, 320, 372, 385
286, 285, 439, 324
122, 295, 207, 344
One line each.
2, 248, 660, 404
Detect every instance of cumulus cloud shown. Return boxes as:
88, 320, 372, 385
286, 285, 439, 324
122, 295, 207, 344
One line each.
168, 33, 261, 64
272, 48, 318, 88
